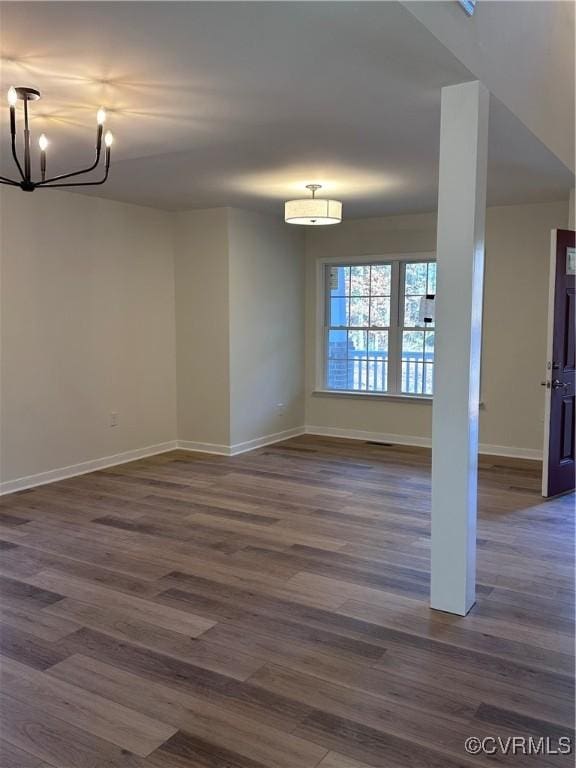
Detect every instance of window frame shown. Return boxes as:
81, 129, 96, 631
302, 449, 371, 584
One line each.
316, 252, 436, 399
398, 259, 437, 396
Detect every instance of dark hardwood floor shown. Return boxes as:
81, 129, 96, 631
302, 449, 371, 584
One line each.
0, 435, 573, 768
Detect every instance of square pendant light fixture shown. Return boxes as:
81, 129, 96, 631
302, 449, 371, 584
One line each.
284, 184, 342, 225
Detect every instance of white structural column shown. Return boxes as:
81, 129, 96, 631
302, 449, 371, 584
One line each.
431, 81, 489, 616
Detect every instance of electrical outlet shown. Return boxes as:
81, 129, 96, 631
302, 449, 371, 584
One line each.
109, 412, 119, 427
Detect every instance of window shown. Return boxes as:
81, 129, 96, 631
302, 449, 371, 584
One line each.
324, 258, 436, 396
400, 261, 436, 395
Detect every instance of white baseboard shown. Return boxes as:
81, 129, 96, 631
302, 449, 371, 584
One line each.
0, 440, 178, 496
177, 426, 306, 457
176, 440, 230, 456
305, 425, 432, 449
229, 426, 306, 455
0, 425, 541, 497
304, 425, 542, 461
477, 443, 542, 461
0, 428, 303, 496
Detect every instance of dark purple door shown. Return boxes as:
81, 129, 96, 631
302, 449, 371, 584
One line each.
543, 229, 576, 497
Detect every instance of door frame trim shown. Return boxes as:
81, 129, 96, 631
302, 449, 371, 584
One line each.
542, 229, 557, 497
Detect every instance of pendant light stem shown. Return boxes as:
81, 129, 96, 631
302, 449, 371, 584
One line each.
23, 97, 31, 181
9, 105, 25, 181
306, 183, 322, 200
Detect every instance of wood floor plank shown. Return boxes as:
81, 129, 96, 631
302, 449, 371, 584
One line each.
49, 654, 327, 768
143, 493, 284, 524
152, 732, 269, 768
231, 544, 432, 599
0, 574, 63, 609
200, 621, 479, 719
317, 753, 373, 768
0, 739, 54, 768
46, 598, 263, 680
0, 602, 80, 642
159, 572, 573, 703
289, 571, 575, 670
378, 646, 575, 727
58, 628, 314, 731
293, 710, 478, 768
133, 508, 347, 552
0, 691, 146, 768
0, 436, 572, 768
0, 624, 69, 670
250, 662, 482, 761
336, 598, 575, 677
0, 540, 20, 551
7, 550, 165, 597
158, 587, 387, 663
473, 703, 575, 742
1, 534, 174, 581
157, 567, 344, 610
0, 656, 177, 757
251, 663, 571, 767
26, 570, 216, 636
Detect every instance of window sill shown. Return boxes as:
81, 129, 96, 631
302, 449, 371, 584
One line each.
312, 389, 485, 407
312, 389, 433, 403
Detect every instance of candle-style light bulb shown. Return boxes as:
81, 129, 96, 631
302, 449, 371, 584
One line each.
8, 87, 17, 136
38, 133, 48, 181
104, 130, 113, 173
96, 107, 106, 126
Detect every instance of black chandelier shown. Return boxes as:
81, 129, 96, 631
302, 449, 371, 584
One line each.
2, 86, 113, 191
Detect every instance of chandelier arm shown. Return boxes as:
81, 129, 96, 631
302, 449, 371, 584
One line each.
40, 161, 110, 189
35, 147, 102, 186
0, 177, 20, 186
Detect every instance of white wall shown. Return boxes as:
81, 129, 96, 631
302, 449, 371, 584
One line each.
174, 208, 231, 447
174, 207, 305, 450
0, 187, 177, 485
1, 197, 304, 486
1, 191, 568, 487
228, 208, 304, 445
305, 201, 569, 455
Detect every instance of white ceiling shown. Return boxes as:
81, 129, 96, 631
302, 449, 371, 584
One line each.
403, 0, 575, 173
1, 2, 573, 217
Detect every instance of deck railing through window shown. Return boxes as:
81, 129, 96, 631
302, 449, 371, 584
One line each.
327, 349, 434, 395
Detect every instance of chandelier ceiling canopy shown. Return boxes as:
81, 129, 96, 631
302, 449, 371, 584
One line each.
2, 86, 113, 192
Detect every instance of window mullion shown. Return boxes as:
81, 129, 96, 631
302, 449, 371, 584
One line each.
323, 265, 329, 389
388, 261, 401, 394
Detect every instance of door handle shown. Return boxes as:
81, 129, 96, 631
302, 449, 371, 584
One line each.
552, 379, 569, 390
